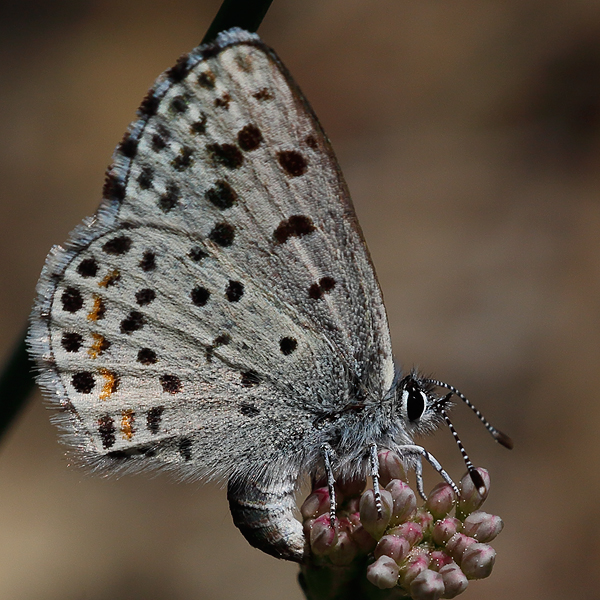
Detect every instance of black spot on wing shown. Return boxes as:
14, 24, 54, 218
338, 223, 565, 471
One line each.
61, 286, 83, 313
98, 415, 116, 449
273, 215, 316, 244
160, 374, 182, 394
120, 311, 145, 334
237, 124, 263, 151
119, 133, 138, 159
135, 288, 156, 306
167, 55, 191, 82
191, 286, 210, 307
225, 280, 244, 302
158, 183, 179, 212
280, 337, 297, 356
277, 150, 308, 176
62, 332, 83, 352
209, 222, 235, 247
146, 406, 164, 434
240, 403, 260, 417
189, 247, 208, 262
139, 250, 156, 272
137, 166, 154, 190
205, 180, 237, 210
72, 371, 95, 393
77, 258, 98, 278
103, 173, 125, 202
137, 348, 157, 365
207, 143, 243, 169
102, 235, 132, 255
172, 146, 193, 171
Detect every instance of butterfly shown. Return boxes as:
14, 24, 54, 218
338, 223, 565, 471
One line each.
28, 28, 511, 564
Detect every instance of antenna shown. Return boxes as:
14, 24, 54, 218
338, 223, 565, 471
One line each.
442, 409, 486, 495
426, 379, 514, 450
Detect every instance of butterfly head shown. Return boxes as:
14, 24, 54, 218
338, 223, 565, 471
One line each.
394, 370, 513, 494
395, 372, 452, 436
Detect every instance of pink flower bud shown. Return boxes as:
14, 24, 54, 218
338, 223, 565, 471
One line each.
374, 534, 411, 564
458, 469, 490, 516
359, 488, 393, 540
328, 521, 359, 566
309, 513, 337, 556
445, 533, 477, 564
300, 486, 330, 519
367, 555, 400, 589
439, 562, 468, 598
460, 543, 496, 580
429, 550, 453, 571
431, 518, 462, 546
386, 479, 417, 524
399, 550, 430, 587
388, 521, 424, 546
425, 483, 455, 519
413, 507, 434, 533
347, 512, 377, 553
409, 569, 445, 600
462, 511, 504, 542
378, 450, 408, 486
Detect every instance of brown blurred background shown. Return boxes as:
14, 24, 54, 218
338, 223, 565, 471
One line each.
1, 1, 599, 598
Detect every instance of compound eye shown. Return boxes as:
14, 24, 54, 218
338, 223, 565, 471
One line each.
402, 386, 427, 422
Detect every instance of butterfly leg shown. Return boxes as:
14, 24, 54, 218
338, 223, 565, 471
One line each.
414, 455, 426, 500
369, 442, 383, 517
227, 475, 307, 563
320, 442, 337, 526
399, 444, 460, 497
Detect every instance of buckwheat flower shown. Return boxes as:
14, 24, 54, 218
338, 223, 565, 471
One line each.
439, 562, 469, 598
425, 482, 455, 519
347, 512, 377, 553
367, 555, 400, 589
457, 468, 490, 516
309, 513, 337, 556
413, 507, 434, 534
462, 511, 503, 542
388, 521, 424, 547
460, 543, 496, 580
374, 534, 411, 564
386, 479, 418, 524
327, 518, 359, 566
431, 517, 462, 545
378, 449, 409, 486
428, 550, 453, 571
399, 548, 430, 587
445, 533, 478, 564
359, 488, 393, 540
409, 568, 445, 600
300, 486, 330, 520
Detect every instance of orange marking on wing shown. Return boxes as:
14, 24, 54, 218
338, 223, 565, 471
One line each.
98, 269, 121, 288
88, 333, 110, 359
87, 295, 106, 321
99, 368, 119, 401
120, 409, 135, 441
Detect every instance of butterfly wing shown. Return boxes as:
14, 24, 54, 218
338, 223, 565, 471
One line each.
28, 28, 394, 485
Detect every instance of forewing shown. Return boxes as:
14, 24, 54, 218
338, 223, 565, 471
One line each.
28, 28, 394, 481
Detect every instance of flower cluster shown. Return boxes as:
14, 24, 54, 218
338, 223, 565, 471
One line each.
301, 451, 503, 600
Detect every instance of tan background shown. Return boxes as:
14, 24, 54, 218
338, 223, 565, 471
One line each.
1, 1, 599, 598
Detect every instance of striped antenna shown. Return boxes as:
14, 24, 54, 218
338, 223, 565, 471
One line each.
426, 379, 514, 450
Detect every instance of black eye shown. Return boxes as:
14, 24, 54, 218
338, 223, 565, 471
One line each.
406, 387, 426, 422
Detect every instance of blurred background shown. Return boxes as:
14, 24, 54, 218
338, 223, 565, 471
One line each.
1, 1, 599, 598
